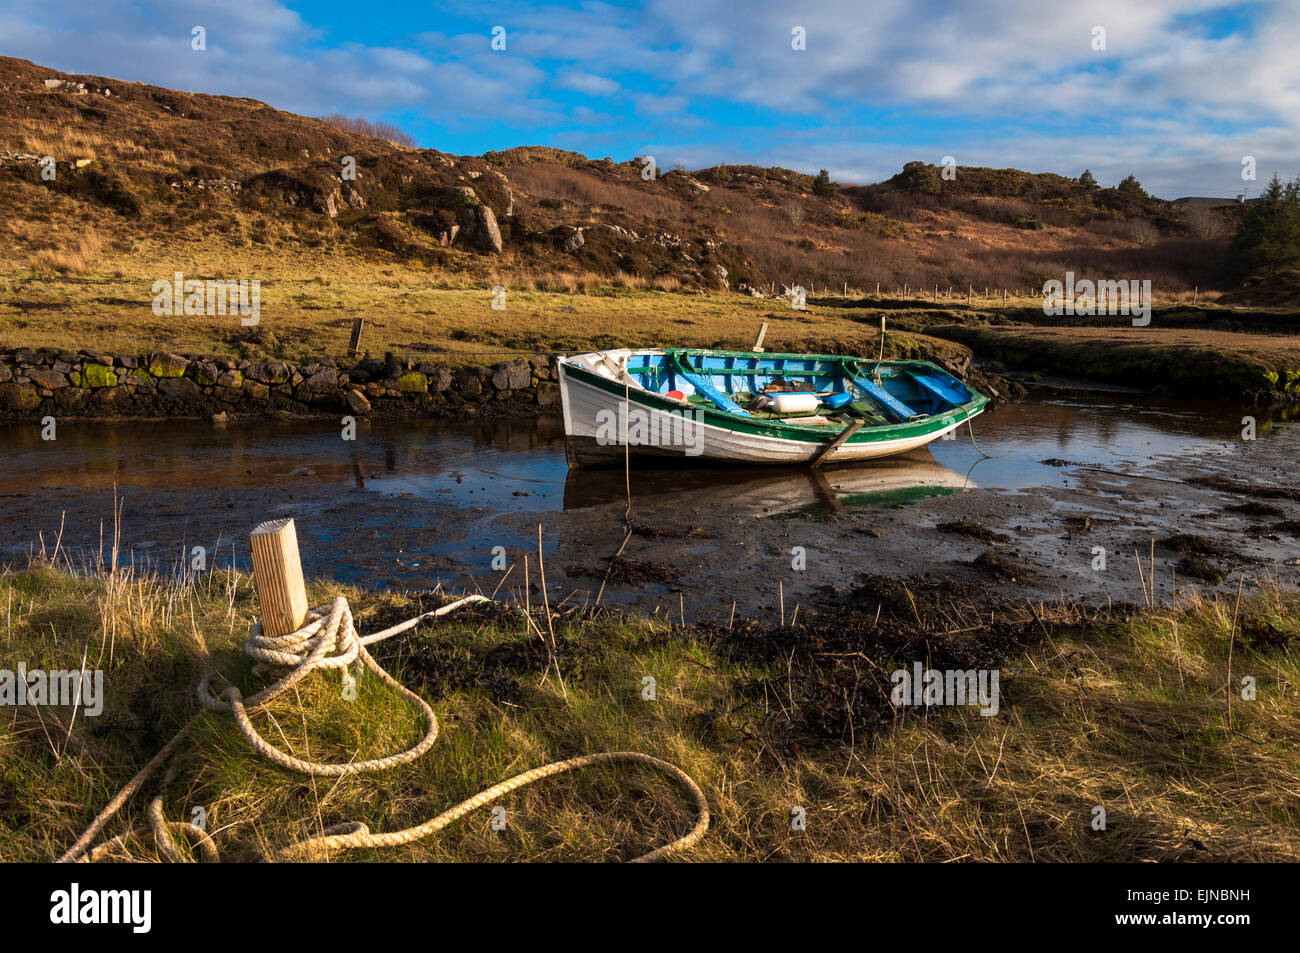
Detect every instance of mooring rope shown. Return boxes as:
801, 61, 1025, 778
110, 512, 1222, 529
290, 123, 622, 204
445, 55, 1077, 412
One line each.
57, 595, 709, 863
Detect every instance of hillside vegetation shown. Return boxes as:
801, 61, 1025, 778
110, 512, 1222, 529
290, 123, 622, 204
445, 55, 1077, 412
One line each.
0, 56, 1242, 298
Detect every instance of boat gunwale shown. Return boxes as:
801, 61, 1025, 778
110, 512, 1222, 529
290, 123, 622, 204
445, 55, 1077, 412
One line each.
558, 351, 989, 445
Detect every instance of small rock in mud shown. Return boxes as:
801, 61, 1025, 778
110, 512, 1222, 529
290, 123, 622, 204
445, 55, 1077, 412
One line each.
1225, 501, 1285, 518
855, 526, 888, 538
971, 550, 1029, 581
1176, 555, 1227, 584
938, 520, 1011, 544
1160, 533, 1234, 557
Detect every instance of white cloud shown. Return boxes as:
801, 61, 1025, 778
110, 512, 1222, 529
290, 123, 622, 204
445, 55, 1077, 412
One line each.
554, 71, 620, 96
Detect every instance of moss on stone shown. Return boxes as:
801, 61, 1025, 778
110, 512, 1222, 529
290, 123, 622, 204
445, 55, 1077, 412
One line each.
82, 363, 119, 388
149, 357, 186, 377
396, 371, 428, 393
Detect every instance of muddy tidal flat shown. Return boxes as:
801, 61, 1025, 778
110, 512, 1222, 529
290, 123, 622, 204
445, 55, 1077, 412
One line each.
0, 387, 1296, 621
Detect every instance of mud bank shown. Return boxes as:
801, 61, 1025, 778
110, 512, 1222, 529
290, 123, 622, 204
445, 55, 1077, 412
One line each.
0, 347, 559, 420
928, 324, 1300, 403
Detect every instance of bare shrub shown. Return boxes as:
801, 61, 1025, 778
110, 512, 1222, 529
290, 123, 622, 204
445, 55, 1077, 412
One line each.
318, 114, 418, 147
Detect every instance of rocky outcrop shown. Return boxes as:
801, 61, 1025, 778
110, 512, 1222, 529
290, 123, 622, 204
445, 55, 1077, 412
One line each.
561, 227, 585, 253
441, 186, 503, 254
0, 348, 558, 420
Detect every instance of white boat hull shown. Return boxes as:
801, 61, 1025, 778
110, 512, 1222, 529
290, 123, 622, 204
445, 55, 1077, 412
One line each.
559, 361, 972, 467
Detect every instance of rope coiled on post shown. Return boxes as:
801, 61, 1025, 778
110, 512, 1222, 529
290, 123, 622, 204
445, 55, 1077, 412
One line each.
58, 596, 709, 863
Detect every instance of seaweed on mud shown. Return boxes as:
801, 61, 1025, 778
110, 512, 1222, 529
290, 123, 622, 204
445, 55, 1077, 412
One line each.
1188, 476, 1300, 501
374, 624, 590, 704
1225, 502, 1286, 518
937, 520, 1011, 543
1160, 534, 1235, 558
355, 593, 585, 704
629, 520, 710, 540
1235, 616, 1294, 653
971, 550, 1031, 581
570, 557, 683, 585
1175, 555, 1227, 584
697, 573, 1051, 748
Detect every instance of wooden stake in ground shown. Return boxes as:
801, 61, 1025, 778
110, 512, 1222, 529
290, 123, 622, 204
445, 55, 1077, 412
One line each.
347, 317, 364, 357
249, 518, 309, 637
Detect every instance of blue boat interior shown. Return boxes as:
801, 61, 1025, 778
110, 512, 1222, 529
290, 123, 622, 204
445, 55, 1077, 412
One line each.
618, 350, 976, 426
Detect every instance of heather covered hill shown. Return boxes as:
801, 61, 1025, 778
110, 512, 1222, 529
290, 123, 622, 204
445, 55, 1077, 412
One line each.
0, 55, 1242, 294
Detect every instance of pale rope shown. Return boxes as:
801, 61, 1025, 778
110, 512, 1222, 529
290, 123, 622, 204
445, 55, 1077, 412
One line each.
58, 595, 709, 863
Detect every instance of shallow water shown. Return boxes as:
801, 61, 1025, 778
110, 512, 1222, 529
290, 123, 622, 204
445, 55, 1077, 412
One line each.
0, 389, 1293, 610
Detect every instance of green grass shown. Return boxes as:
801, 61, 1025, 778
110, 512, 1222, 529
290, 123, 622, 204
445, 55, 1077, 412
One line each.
2, 560, 1298, 862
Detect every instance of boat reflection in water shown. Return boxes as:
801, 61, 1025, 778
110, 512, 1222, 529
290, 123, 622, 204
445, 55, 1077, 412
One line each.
562, 447, 976, 517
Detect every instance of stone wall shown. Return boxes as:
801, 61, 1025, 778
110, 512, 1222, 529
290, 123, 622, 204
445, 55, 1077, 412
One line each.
0, 348, 560, 420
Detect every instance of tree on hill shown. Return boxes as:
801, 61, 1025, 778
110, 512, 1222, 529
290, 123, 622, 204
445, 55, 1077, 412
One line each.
1079, 169, 1099, 189
812, 169, 836, 197
1225, 174, 1300, 280
1116, 174, 1147, 198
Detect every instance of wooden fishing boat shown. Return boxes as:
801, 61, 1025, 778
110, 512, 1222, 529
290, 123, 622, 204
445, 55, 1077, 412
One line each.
558, 347, 989, 467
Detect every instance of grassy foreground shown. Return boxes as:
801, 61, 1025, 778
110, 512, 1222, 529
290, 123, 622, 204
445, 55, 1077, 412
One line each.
2, 560, 1298, 862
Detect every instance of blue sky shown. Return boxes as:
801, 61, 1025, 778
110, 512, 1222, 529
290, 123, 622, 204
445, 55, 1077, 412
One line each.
3, 0, 1298, 197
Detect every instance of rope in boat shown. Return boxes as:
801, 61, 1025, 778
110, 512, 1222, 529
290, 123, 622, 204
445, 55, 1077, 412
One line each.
57, 595, 709, 863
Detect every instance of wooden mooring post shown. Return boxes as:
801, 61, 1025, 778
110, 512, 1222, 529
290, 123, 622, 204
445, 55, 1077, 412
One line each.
249, 518, 309, 637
